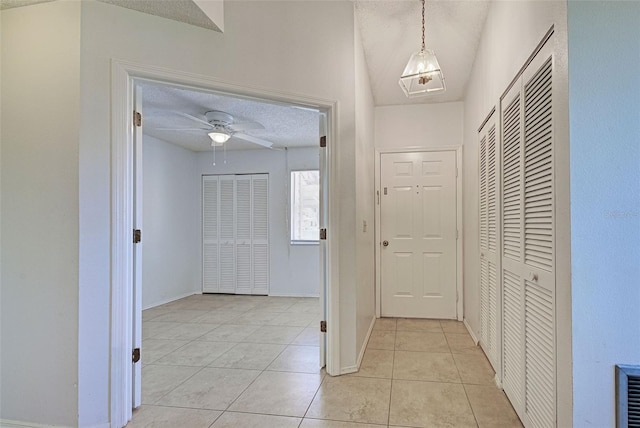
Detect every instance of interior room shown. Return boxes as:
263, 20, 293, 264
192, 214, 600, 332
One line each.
1, 1, 639, 428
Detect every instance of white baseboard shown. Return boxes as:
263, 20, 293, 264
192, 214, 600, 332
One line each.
0, 420, 71, 428
143, 290, 199, 310
356, 316, 376, 368
339, 365, 358, 375
463, 318, 479, 345
267, 293, 320, 298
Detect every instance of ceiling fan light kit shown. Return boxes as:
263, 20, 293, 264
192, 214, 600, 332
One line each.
399, 0, 446, 98
208, 130, 231, 144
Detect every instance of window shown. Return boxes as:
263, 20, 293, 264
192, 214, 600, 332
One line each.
290, 170, 319, 243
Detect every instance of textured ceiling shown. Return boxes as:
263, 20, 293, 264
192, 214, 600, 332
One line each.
355, 0, 490, 106
140, 82, 320, 152
0, 0, 220, 31
3, 0, 490, 107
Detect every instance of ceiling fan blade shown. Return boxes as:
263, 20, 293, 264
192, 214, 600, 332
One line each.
228, 121, 265, 132
154, 127, 208, 131
233, 133, 274, 148
172, 111, 213, 128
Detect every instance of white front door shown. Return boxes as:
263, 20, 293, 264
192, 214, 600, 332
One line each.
380, 151, 457, 319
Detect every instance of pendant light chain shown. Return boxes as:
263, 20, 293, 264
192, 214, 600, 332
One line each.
421, 0, 426, 52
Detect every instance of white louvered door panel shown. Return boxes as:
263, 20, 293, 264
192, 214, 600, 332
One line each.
202, 176, 220, 292
235, 176, 252, 295
479, 134, 489, 347
522, 46, 555, 428
251, 174, 269, 295
501, 81, 526, 420
478, 111, 500, 372
219, 175, 236, 294
500, 35, 556, 428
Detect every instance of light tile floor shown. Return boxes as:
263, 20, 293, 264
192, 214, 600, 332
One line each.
128, 294, 522, 428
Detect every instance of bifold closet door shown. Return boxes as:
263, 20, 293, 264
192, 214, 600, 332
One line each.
202, 174, 269, 295
501, 36, 556, 428
479, 113, 499, 371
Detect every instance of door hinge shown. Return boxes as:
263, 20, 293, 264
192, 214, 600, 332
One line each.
132, 348, 140, 363
320, 136, 327, 148
133, 229, 142, 244
320, 320, 327, 333
320, 228, 327, 240
134, 111, 142, 127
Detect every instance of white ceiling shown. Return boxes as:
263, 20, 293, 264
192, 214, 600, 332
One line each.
3, 0, 490, 141
0, 0, 220, 30
355, 0, 490, 106
140, 82, 319, 152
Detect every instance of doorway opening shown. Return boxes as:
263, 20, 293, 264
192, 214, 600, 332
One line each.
110, 61, 338, 428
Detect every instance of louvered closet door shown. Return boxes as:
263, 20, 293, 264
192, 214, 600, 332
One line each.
235, 176, 252, 294
203, 176, 220, 292
478, 113, 500, 371
251, 174, 269, 295
202, 174, 269, 295
218, 175, 236, 293
500, 36, 556, 428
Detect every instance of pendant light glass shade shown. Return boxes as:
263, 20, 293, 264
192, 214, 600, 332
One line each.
208, 130, 231, 144
399, 48, 446, 97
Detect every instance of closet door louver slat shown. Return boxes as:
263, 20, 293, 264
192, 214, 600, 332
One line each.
202, 176, 219, 292
503, 269, 524, 411
524, 58, 553, 273
480, 135, 488, 252
488, 126, 497, 254
219, 176, 236, 294
478, 113, 499, 372
252, 175, 269, 295
502, 94, 522, 262
235, 176, 252, 294
525, 281, 555, 428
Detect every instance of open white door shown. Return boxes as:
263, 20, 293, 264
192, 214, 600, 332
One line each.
318, 111, 327, 368
132, 84, 143, 408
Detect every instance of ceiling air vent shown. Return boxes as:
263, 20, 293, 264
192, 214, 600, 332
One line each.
616, 365, 640, 428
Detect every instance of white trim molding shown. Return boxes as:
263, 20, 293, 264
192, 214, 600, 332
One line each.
464, 318, 479, 345
110, 59, 341, 428
374, 146, 464, 320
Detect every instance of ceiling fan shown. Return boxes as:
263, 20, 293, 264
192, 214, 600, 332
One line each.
156, 110, 274, 148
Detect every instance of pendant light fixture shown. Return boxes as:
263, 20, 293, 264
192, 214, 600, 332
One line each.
399, 0, 445, 97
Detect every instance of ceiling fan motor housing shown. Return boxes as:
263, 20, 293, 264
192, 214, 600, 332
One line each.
205, 110, 234, 126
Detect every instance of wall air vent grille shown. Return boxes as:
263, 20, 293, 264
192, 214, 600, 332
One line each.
617, 365, 640, 428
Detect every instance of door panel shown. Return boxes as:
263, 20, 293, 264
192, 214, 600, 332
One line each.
381, 151, 457, 319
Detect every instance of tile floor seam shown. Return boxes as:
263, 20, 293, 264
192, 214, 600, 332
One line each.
387, 341, 396, 427
147, 364, 207, 406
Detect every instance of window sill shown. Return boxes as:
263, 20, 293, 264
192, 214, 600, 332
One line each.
290, 240, 319, 246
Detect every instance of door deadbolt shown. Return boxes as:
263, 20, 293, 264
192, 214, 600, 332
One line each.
383, 240, 389, 247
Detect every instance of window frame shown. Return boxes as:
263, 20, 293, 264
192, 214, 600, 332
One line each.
289, 169, 320, 245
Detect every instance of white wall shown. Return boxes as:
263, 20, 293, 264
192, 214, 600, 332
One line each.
353, 18, 376, 369
142, 135, 200, 309
568, 2, 640, 426
1, 0, 362, 425
375, 102, 464, 150
0, 3, 81, 426
195, 147, 320, 298
461, 1, 571, 425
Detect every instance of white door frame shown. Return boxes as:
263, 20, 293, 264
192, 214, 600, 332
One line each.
374, 146, 463, 321
110, 59, 340, 428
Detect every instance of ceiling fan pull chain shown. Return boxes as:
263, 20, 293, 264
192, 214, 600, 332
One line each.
223, 143, 227, 164
212, 144, 216, 166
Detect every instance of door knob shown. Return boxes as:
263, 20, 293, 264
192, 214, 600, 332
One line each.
383, 240, 389, 247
